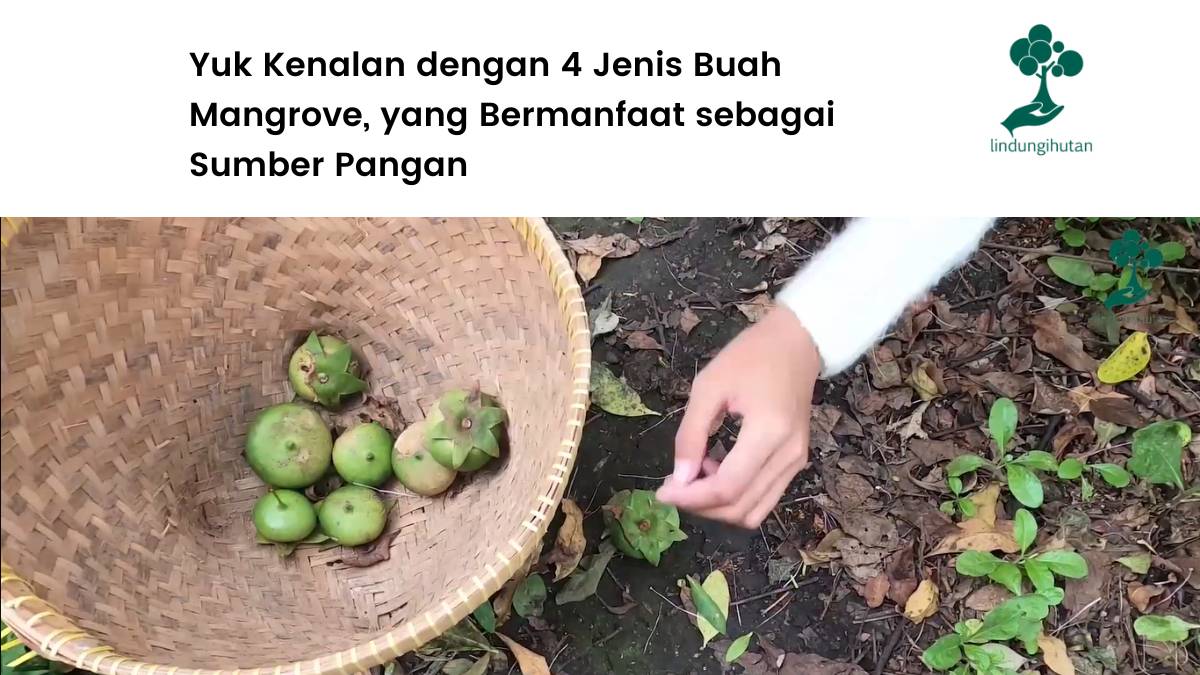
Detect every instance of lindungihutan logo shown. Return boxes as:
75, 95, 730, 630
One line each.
1001, 24, 1084, 136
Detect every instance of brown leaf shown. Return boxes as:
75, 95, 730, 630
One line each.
884, 548, 918, 605
336, 530, 399, 568
862, 573, 890, 609
838, 510, 899, 549
969, 484, 1002, 528
1032, 311, 1099, 372
1052, 421, 1095, 455
1126, 581, 1164, 613
678, 308, 701, 335
1063, 551, 1111, 616
1031, 378, 1078, 415
1038, 633, 1076, 675
1089, 397, 1145, 427
973, 372, 1032, 398
562, 232, 640, 258
965, 585, 1013, 612
493, 553, 538, 624
548, 499, 586, 581
1169, 304, 1199, 335
823, 469, 878, 511
638, 226, 691, 248
496, 634, 551, 675
575, 254, 602, 283
1011, 341, 1034, 373
868, 345, 903, 389
768, 653, 869, 675
801, 528, 847, 566
903, 579, 939, 623
908, 439, 962, 466
624, 330, 663, 351
894, 497, 958, 542
834, 538, 890, 583
736, 293, 773, 323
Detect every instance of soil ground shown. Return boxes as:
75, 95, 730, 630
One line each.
406, 217, 1199, 675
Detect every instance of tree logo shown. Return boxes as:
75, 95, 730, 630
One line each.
1002, 24, 1084, 136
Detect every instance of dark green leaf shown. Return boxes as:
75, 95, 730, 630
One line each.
556, 542, 616, 605
947, 454, 988, 477
1057, 458, 1085, 480
1054, 217, 1069, 232
1006, 464, 1044, 508
1133, 614, 1200, 642
1090, 463, 1131, 488
323, 342, 353, 375
513, 574, 546, 618
1013, 509, 1037, 553
1048, 257, 1096, 286
956, 550, 1002, 576
988, 398, 1018, 452
1013, 450, 1058, 472
1129, 421, 1190, 489
988, 562, 1024, 595
921, 634, 963, 671
472, 602, 496, 633
687, 575, 728, 636
1034, 550, 1088, 578
724, 633, 753, 663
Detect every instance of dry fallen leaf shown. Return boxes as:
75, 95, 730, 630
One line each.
1169, 305, 1198, 335
1032, 312, 1099, 372
562, 232, 640, 258
863, 573, 890, 608
493, 552, 538, 625
903, 579, 939, 623
679, 308, 701, 335
965, 585, 1013, 612
548, 499, 586, 582
1038, 633, 1076, 675
931, 485, 1020, 554
496, 634, 551, 675
736, 294, 773, 323
801, 529, 846, 566
624, 330, 663, 351
868, 345, 904, 389
1127, 581, 1165, 613
755, 233, 789, 253
575, 254, 602, 283
907, 361, 942, 401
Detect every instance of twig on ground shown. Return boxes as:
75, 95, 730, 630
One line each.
644, 602, 662, 654
729, 575, 824, 607
872, 622, 906, 675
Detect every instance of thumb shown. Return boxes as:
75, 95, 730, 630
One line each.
665, 379, 726, 488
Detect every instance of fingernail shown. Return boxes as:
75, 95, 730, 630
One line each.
672, 460, 697, 485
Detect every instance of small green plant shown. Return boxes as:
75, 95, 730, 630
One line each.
1055, 456, 1131, 500
954, 508, 1087, 598
922, 594, 1055, 673
946, 398, 1056, 508
946, 398, 1133, 509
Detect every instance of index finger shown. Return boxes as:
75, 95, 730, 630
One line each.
657, 419, 782, 511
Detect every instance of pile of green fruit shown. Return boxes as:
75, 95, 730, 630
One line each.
245, 332, 508, 553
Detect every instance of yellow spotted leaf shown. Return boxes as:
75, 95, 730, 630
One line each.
903, 579, 939, 624
1038, 633, 1076, 675
1097, 331, 1151, 384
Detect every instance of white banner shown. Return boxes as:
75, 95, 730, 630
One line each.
1, 1, 1197, 215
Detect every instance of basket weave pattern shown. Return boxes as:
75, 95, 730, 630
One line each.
0, 217, 589, 673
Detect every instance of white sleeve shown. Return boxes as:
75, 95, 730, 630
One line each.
776, 217, 995, 377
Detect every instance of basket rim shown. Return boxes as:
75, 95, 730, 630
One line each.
0, 216, 592, 674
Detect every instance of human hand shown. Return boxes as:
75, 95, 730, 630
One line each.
656, 305, 820, 528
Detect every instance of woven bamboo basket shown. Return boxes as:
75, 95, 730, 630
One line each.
0, 217, 590, 674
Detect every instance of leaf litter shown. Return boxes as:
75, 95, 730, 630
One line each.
440, 217, 1200, 675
